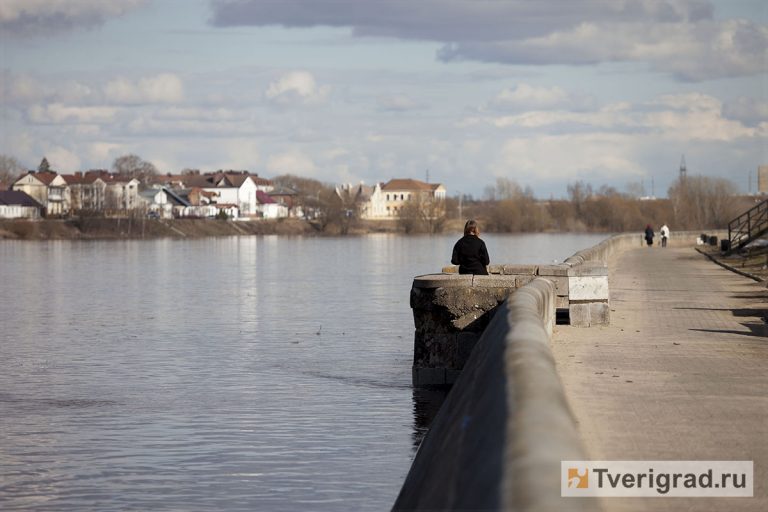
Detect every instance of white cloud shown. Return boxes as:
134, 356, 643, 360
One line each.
495, 133, 645, 182
490, 84, 571, 111
265, 71, 330, 106
45, 146, 81, 171
466, 92, 760, 143
266, 151, 317, 176
377, 94, 426, 112
0, 0, 147, 35
28, 103, 118, 124
87, 142, 123, 164
104, 73, 184, 104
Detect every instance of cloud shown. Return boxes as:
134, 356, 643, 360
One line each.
466, 91, 761, 142
377, 94, 427, 112
104, 73, 185, 104
28, 103, 118, 124
265, 71, 330, 106
0, 0, 146, 36
266, 151, 317, 176
487, 83, 597, 112
723, 97, 768, 127
45, 146, 82, 171
208, 0, 765, 81
0, 72, 94, 105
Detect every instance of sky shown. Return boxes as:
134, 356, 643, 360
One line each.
1, 0, 766, 198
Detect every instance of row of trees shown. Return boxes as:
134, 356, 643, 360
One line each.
464, 176, 746, 234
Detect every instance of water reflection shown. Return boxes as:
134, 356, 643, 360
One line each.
411, 387, 451, 451
0, 233, 608, 511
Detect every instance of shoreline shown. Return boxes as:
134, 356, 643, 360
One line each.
1, 217, 625, 240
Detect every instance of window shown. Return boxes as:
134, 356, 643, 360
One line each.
400, 194, 404, 200
386, 194, 390, 200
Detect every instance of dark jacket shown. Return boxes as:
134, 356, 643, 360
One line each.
644, 226, 654, 242
451, 235, 490, 275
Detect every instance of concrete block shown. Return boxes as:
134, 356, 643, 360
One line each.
566, 263, 608, 277
542, 276, 569, 294
470, 275, 518, 288
487, 264, 504, 274
501, 264, 538, 275
569, 303, 591, 327
537, 264, 569, 276
412, 367, 446, 386
515, 275, 535, 288
569, 276, 609, 301
589, 301, 610, 325
413, 273, 472, 289
555, 295, 569, 309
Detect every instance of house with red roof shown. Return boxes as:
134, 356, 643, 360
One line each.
378, 178, 446, 219
12, 171, 71, 216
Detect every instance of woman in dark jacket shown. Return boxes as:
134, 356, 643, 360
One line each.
451, 220, 490, 275
644, 224, 655, 246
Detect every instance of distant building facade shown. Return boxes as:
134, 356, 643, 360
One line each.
759, 165, 768, 194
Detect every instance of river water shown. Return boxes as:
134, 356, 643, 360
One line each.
0, 233, 606, 511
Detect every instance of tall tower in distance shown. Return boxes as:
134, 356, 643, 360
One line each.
679, 154, 687, 181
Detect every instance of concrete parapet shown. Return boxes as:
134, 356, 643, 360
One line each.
411, 273, 519, 386
394, 278, 597, 512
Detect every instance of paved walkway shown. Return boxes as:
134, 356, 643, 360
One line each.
552, 246, 768, 511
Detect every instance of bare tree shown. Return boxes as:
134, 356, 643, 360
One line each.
0, 154, 25, 188
397, 193, 446, 234
112, 154, 158, 182
668, 175, 739, 229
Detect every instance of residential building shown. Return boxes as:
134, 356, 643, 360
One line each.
256, 190, 289, 219
0, 190, 44, 219
379, 178, 446, 218
12, 171, 70, 216
335, 182, 386, 219
759, 166, 768, 194
181, 171, 272, 217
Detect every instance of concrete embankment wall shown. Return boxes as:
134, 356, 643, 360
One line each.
396, 231, 726, 510
394, 279, 597, 512
564, 230, 727, 266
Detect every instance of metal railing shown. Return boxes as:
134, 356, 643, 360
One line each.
728, 199, 768, 250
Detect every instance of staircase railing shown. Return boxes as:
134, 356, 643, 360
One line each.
728, 199, 768, 250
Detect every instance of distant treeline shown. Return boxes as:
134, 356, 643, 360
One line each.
453, 176, 751, 234
270, 174, 751, 235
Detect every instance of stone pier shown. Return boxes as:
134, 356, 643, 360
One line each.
411, 262, 610, 386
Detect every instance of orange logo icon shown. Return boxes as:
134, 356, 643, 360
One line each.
568, 468, 589, 489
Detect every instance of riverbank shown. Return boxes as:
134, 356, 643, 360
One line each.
0, 217, 411, 240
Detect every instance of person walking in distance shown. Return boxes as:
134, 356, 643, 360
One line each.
659, 224, 670, 248
644, 224, 655, 247
452, 220, 490, 275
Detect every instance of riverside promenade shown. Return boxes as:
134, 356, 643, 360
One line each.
553, 246, 768, 511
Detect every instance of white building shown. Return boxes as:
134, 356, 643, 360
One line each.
0, 191, 44, 219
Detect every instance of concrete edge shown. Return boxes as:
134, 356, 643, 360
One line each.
501, 279, 598, 512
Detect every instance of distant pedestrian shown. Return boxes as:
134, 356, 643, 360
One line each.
644, 224, 655, 246
452, 219, 490, 275
660, 224, 670, 248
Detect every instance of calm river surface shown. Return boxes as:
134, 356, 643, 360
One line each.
0, 233, 606, 511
